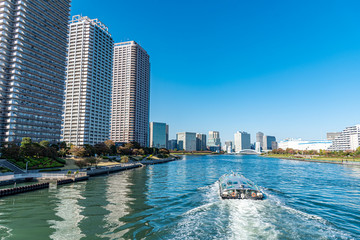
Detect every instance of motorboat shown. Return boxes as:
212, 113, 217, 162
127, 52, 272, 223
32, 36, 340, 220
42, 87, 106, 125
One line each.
219, 172, 264, 200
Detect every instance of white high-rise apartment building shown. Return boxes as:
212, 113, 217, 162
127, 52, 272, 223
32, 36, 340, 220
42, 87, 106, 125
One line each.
234, 131, 251, 152
328, 124, 360, 151
0, 0, 71, 143
62, 16, 114, 146
110, 41, 150, 147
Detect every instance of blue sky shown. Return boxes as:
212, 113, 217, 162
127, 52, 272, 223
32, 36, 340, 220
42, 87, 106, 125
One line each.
71, 0, 360, 143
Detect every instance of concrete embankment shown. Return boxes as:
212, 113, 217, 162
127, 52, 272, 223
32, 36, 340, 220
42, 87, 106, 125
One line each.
0, 158, 178, 198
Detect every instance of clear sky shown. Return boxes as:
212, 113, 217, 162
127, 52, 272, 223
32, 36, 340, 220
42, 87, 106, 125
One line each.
71, 0, 360, 143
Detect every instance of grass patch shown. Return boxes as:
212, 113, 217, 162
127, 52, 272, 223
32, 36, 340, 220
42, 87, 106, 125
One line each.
8, 157, 64, 169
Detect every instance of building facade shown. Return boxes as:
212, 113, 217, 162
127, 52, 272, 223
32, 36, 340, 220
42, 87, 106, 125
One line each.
256, 132, 264, 149
149, 122, 168, 148
234, 131, 251, 152
110, 41, 150, 147
0, 0, 71, 143
196, 133, 207, 151
62, 16, 114, 146
176, 132, 196, 151
328, 125, 360, 151
278, 139, 332, 151
168, 139, 177, 150
208, 131, 221, 149
263, 135, 276, 151
327, 132, 341, 141
224, 141, 233, 153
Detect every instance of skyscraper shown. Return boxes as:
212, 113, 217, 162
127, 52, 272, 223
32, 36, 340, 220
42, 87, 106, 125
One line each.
208, 131, 221, 147
176, 132, 196, 151
234, 131, 251, 152
149, 122, 168, 148
196, 133, 207, 151
110, 41, 150, 147
256, 132, 264, 149
0, 0, 71, 143
62, 16, 114, 146
263, 135, 276, 150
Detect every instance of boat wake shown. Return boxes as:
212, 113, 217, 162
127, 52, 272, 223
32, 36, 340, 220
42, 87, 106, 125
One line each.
166, 182, 353, 240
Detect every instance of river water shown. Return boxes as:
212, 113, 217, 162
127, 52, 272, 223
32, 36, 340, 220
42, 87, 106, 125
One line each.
0, 155, 359, 240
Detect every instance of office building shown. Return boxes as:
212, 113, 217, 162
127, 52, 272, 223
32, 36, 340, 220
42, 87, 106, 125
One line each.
208, 131, 221, 148
271, 141, 278, 150
176, 132, 196, 151
224, 141, 233, 153
62, 16, 114, 146
0, 0, 71, 143
196, 133, 207, 151
328, 124, 360, 151
110, 41, 150, 147
263, 135, 276, 151
256, 132, 264, 149
149, 122, 168, 148
327, 132, 341, 141
234, 131, 251, 152
278, 139, 332, 151
168, 139, 177, 150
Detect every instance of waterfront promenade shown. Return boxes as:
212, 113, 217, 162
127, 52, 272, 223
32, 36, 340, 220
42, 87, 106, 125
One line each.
0, 157, 178, 197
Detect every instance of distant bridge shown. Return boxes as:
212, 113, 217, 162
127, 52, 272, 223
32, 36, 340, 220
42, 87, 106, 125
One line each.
236, 149, 261, 155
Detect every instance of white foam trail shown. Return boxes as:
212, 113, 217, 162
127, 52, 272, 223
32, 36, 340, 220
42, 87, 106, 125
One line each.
170, 181, 353, 240
0, 225, 12, 240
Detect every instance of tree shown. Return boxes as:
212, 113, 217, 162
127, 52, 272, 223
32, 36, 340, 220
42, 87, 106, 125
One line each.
39, 140, 50, 148
75, 160, 88, 169
83, 144, 96, 157
104, 140, 116, 154
94, 143, 110, 156
20, 137, 37, 158
69, 146, 87, 157
132, 149, 140, 155
120, 156, 129, 163
1, 143, 20, 160
159, 148, 169, 154
57, 149, 67, 157
124, 142, 140, 149
86, 157, 101, 167
117, 146, 132, 155
355, 147, 360, 156
138, 149, 145, 155
59, 141, 67, 150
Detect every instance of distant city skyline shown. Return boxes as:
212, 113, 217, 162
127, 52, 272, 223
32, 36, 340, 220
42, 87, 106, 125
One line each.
71, 0, 360, 143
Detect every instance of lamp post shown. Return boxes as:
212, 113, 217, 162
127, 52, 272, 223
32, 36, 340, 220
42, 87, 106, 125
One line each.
26, 161, 29, 173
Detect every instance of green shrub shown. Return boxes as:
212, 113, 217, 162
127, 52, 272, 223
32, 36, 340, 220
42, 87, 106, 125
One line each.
55, 158, 66, 164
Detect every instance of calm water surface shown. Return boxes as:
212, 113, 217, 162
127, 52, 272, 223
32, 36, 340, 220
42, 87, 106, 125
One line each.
0, 155, 359, 239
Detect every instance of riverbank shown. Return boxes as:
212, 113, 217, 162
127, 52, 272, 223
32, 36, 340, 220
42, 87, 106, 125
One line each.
0, 157, 179, 197
263, 154, 360, 165
170, 152, 219, 156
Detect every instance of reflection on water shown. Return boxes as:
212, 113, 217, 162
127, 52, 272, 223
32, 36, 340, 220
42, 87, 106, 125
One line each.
100, 171, 133, 239
0, 155, 359, 239
48, 183, 86, 240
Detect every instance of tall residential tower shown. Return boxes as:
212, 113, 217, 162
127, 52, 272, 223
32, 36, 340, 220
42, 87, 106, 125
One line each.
62, 16, 114, 146
0, 0, 71, 143
110, 41, 150, 147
